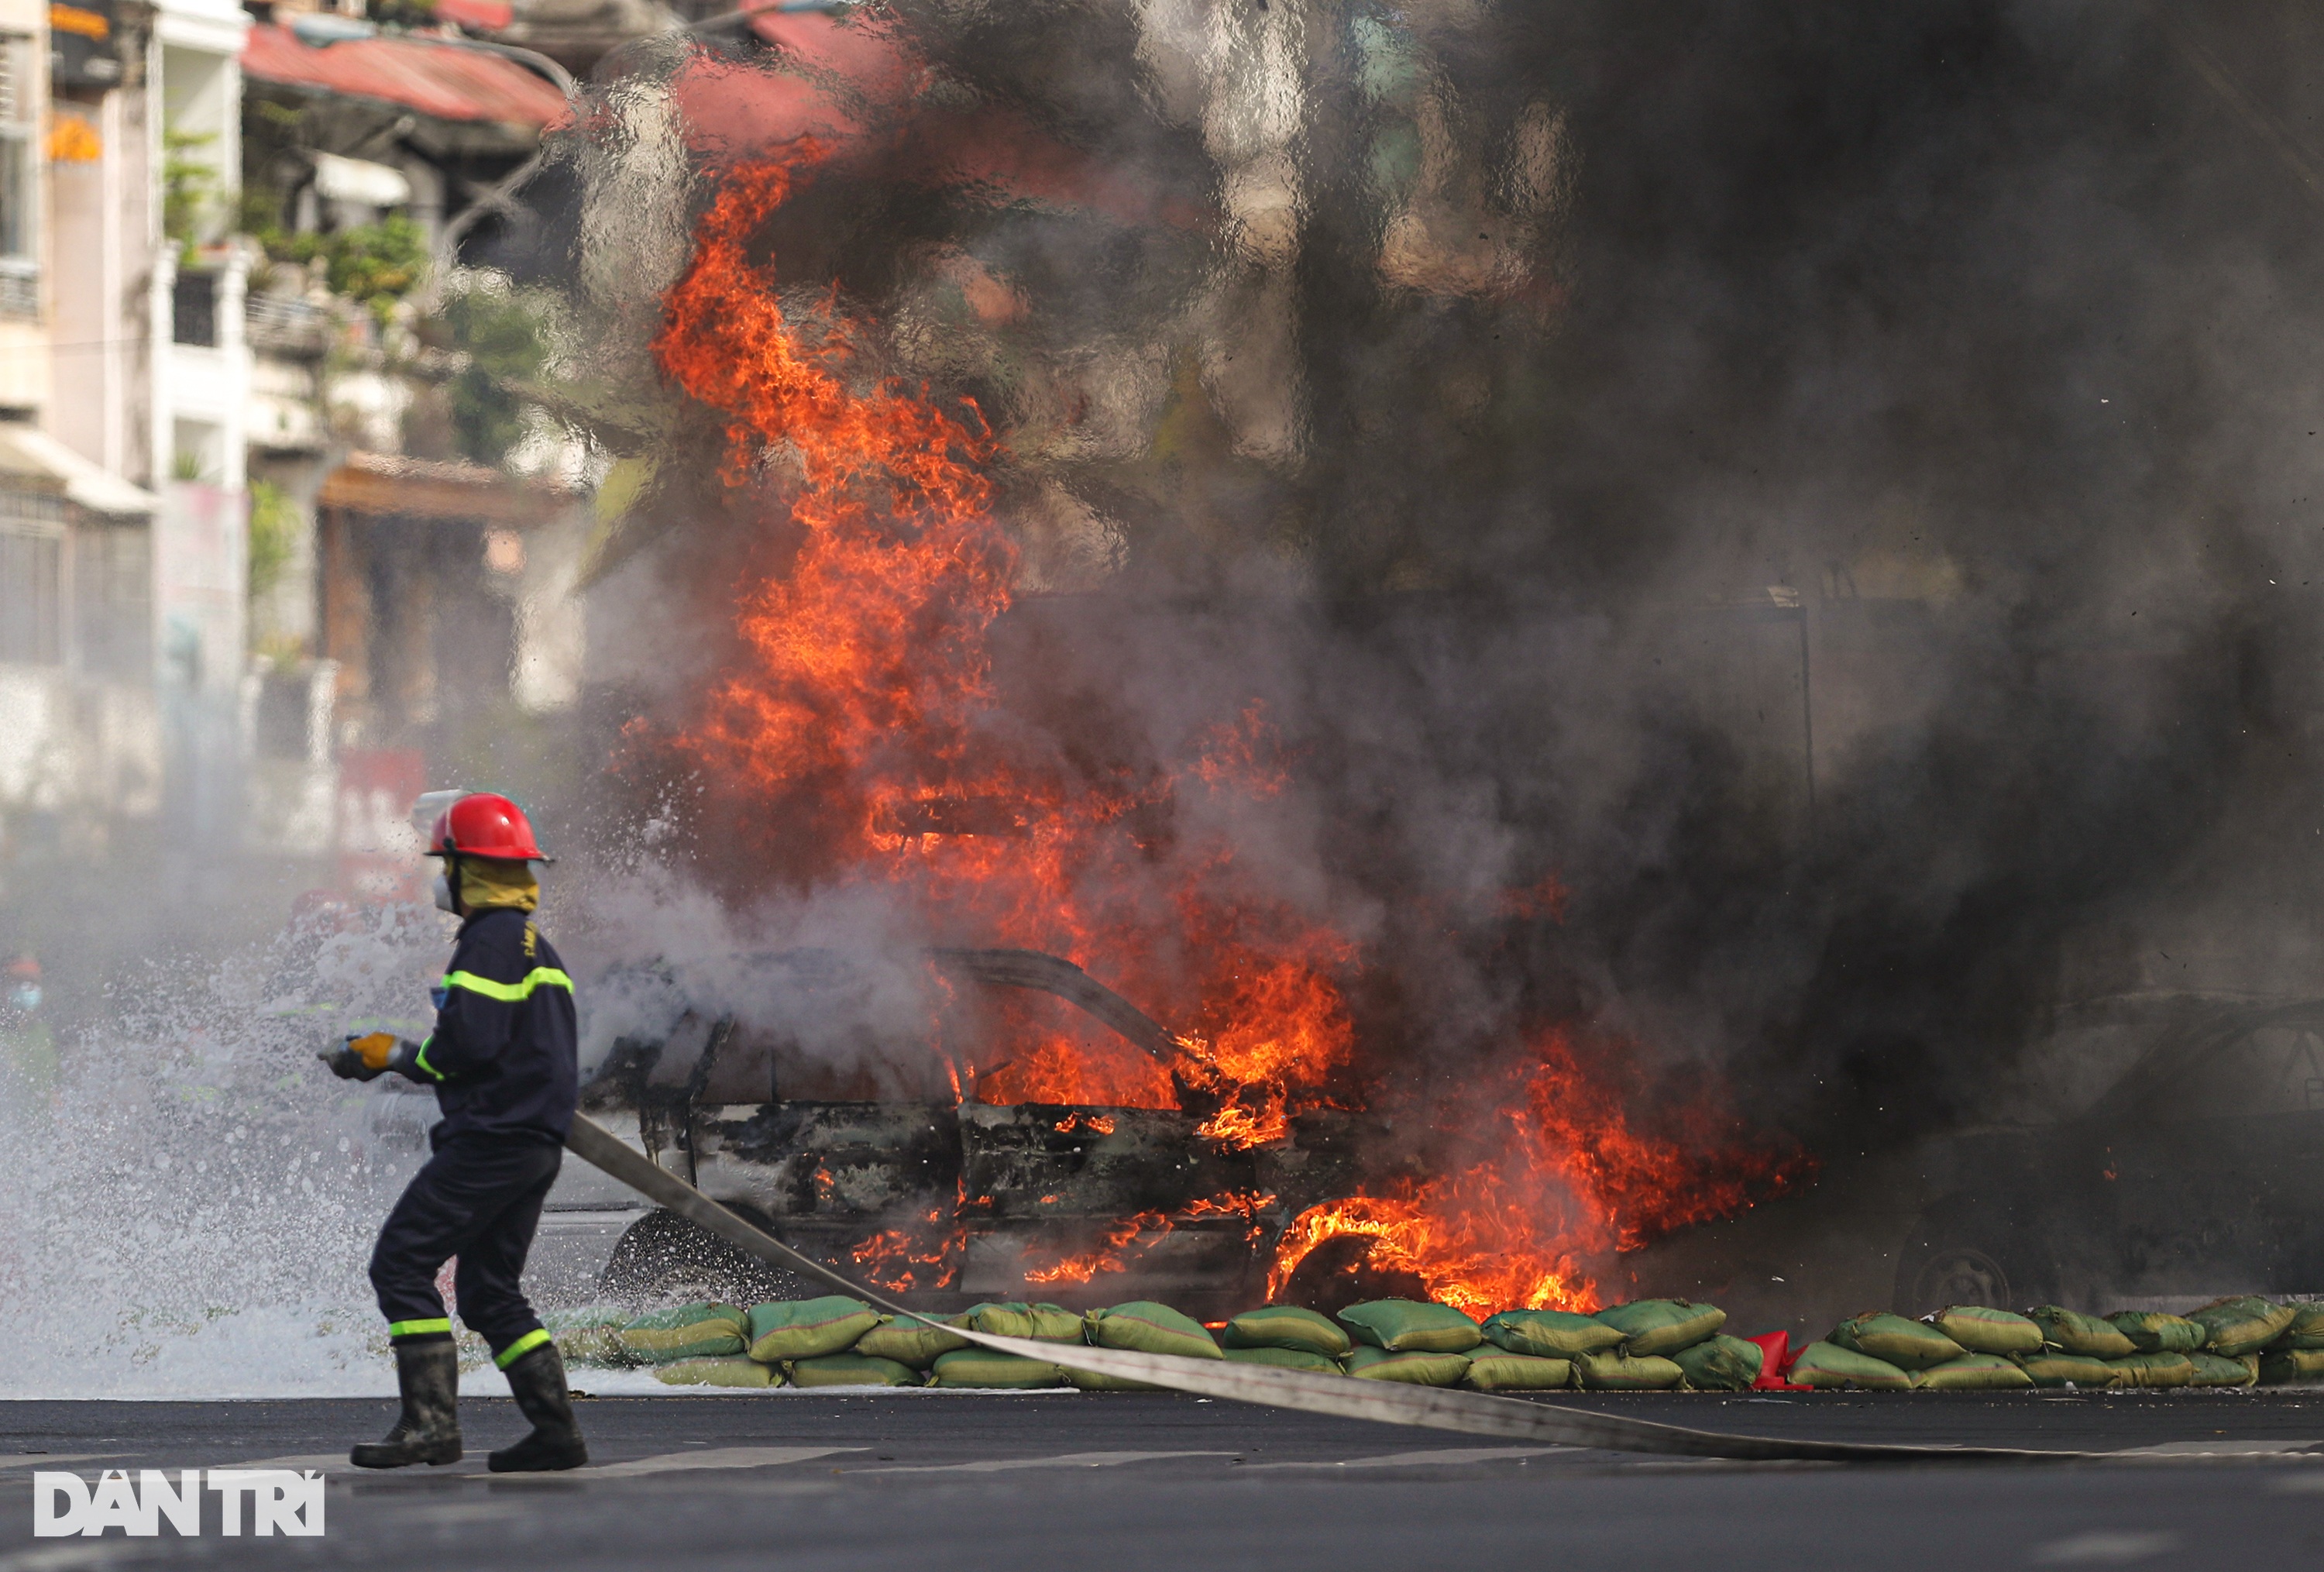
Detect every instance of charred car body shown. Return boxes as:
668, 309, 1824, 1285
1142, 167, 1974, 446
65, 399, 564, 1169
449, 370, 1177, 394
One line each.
366, 947, 1371, 1315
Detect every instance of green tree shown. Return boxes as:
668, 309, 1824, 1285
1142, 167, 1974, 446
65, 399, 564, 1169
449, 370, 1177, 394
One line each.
439, 287, 553, 466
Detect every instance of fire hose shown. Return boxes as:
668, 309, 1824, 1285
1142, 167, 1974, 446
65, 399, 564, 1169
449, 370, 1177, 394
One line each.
563, 1114, 2115, 1464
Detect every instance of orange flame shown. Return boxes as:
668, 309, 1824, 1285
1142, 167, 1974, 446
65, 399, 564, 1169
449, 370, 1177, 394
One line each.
655, 153, 1807, 1309
1267, 1027, 1813, 1315
656, 150, 1361, 1126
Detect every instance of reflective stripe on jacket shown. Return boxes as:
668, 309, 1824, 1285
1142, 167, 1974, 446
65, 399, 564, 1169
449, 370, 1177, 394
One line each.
415, 907, 578, 1146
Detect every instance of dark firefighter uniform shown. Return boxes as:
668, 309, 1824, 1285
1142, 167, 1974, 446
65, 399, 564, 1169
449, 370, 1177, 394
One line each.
321, 789, 586, 1473
370, 905, 578, 1365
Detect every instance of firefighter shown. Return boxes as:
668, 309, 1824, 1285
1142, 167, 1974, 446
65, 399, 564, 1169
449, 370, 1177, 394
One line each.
319, 792, 587, 1473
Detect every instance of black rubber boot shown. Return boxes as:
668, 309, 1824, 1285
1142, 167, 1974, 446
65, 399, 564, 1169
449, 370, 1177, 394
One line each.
488, 1344, 589, 1473
352, 1338, 462, 1468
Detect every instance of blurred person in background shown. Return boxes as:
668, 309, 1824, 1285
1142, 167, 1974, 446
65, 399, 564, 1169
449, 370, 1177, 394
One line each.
0, 955, 56, 1118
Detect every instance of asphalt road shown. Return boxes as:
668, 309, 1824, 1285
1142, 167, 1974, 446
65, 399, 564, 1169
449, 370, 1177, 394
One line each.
5, 1390, 2324, 1570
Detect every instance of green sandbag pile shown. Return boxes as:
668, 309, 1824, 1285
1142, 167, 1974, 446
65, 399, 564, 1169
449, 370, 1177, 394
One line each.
1337, 1300, 1483, 1354
2184, 1352, 2258, 1388
2275, 1303, 2324, 1350
1223, 1345, 1342, 1374
656, 1355, 775, 1388
2019, 1350, 2119, 1388
854, 1313, 971, 1368
1463, 1349, 1574, 1391
1930, 1306, 2043, 1357
544, 1305, 636, 1369
1223, 1305, 1352, 1358
618, 1303, 747, 1364
746, 1297, 880, 1364
789, 1354, 923, 1388
2259, 1347, 2324, 1384
1344, 1346, 1471, 1385
1672, 1334, 1764, 1391
1573, 1349, 1688, 1390
1786, 1341, 1913, 1391
1593, 1300, 1725, 1357
2188, 1296, 2298, 1356
2107, 1351, 2196, 1388
960, 1302, 1086, 1342
603, 1285, 2324, 1397
1480, 1309, 1626, 1359
931, 1348, 1067, 1388
2027, 1306, 2136, 1359
1830, 1312, 1963, 1371
1912, 1353, 2033, 1391
2107, 1311, 2205, 1354
1087, 1302, 1222, 1360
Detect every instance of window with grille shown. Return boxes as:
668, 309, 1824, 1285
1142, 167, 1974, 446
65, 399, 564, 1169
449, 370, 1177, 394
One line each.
0, 33, 34, 322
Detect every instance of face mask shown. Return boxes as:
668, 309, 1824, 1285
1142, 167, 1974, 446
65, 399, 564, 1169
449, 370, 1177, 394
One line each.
7, 986, 37, 1013
431, 872, 457, 913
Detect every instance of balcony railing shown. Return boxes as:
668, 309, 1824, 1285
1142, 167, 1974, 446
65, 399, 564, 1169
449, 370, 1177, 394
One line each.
0, 260, 37, 322
246, 294, 334, 358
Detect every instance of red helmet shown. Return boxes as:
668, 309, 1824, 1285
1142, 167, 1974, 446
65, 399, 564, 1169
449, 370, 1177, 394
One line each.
427, 792, 548, 861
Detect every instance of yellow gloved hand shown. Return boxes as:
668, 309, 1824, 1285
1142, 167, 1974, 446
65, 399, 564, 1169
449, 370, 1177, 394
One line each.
318, 1032, 420, 1082
350, 1030, 399, 1072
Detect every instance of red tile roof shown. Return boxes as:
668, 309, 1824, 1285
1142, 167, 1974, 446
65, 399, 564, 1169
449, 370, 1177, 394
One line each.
242, 24, 569, 129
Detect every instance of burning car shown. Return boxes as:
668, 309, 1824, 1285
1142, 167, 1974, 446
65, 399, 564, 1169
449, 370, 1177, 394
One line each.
365, 945, 1377, 1316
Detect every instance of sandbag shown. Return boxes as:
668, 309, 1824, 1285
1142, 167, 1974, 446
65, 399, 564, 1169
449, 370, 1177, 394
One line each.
1930, 1306, 2044, 1357
1480, 1309, 1628, 1359
1785, 1341, 1913, 1391
1462, 1350, 1575, 1391
1222, 1345, 1345, 1374
1671, 1333, 1765, 1392
2274, 1303, 2324, 1352
787, 1354, 923, 1388
2106, 1310, 2205, 1354
1222, 1305, 1353, 1358
1337, 1299, 1483, 1354
2184, 1351, 2259, 1388
1086, 1302, 1223, 1360
930, 1348, 1067, 1388
1911, 1353, 2034, 1391
655, 1355, 774, 1388
2188, 1295, 2297, 1357
617, 1302, 747, 1364
1064, 1366, 1165, 1391
2027, 1305, 2137, 1359
1342, 1346, 1472, 1386
745, 1297, 881, 1364
2018, 1350, 2120, 1388
1593, 1300, 1726, 1357
2106, 1351, 2196, 1388
2258, 1347, 2324, 1385
1573, 1349, 1688, 1391
960, 1302, 1085, 1343
544, 1305, 635, 1368
853, 1313, 971, 1369
1829, 1312, 1964, 1372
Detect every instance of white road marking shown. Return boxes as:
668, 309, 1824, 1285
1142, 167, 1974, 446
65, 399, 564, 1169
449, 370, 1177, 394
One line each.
2116, 1439, 2322, 1457
2027, 1529, 2181, 1565
1245, 1446, 1573, 1471
0, 1456, 122, 1473
0, 1547, 150, 1572
563, 1446, 868, 1479
854, 1450, 1234, 1474
225, 1453, 360, 1473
